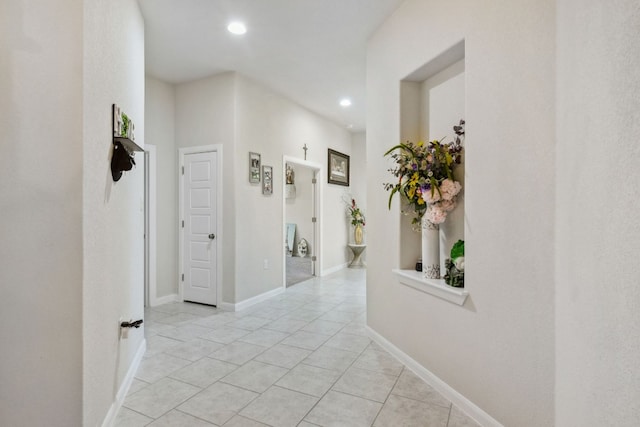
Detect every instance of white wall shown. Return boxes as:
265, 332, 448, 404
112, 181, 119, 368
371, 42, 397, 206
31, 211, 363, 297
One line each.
367, 0, 555, 425
0, 1, 83, 425
0, 0, 145, 425
82, 0, 146, 425
556, 1, 640, 425
286, 166, 314, 256
234, 74, 353, 301
145, 76, 178, 300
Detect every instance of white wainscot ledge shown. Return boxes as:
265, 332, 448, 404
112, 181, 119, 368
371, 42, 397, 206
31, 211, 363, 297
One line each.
393, 269, 468, 306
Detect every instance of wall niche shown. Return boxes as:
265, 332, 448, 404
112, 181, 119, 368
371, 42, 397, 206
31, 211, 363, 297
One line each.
398, 40, 466, 281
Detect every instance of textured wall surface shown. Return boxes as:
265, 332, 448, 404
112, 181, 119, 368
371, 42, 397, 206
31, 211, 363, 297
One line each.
145, 76, 178, 300
556, 1, 640, 425
0, 0, 84, 425
366, 0, 555, 425
82, 0, 146, 424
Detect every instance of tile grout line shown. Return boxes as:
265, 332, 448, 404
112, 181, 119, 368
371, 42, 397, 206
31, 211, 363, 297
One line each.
370, 365, 405, 426
215, 297, 359, 425
174, 407, 218, 426
294, 334, 378, 425
123, 274, 368, 426
234, 288, 367, 425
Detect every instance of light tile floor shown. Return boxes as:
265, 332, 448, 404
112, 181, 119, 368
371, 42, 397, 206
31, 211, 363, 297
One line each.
116, 269, 480, 427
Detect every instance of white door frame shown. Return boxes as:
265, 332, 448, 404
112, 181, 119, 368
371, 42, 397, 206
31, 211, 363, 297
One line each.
144, 145, 157, 307
179, 144, 224, 305
282, 156, 323, 289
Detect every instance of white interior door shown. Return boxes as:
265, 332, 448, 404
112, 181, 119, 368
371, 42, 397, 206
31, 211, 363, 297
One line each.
183, 151, 217, 305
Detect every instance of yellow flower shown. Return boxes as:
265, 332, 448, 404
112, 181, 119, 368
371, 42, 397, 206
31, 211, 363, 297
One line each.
407, 186, 415, 199
417, 198, 425, 205
417, 141, 424, 147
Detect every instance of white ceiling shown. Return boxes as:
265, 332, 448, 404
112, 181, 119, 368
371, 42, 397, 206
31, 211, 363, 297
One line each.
137, 0, 405, 132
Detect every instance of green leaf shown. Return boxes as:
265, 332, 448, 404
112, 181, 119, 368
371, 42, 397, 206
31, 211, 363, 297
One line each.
429, 177, 442, 198
384, 143, 415, 157
384, 144, 406, 157
450, 240, 464, 259
387, 186, 398, 210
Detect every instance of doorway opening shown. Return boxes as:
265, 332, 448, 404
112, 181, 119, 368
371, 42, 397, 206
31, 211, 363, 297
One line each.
282, 156, 322, 288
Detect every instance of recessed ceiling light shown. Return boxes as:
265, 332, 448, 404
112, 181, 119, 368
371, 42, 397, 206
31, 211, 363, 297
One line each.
339, 98, 352, 107
227, 22, 247, 35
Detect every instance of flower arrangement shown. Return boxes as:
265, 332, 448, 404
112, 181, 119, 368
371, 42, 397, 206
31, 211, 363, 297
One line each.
384, 120, 465, 226
347, 198, 366, 227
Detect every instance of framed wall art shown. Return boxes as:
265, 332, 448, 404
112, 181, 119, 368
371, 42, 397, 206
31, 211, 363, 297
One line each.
249, 152, 261, 183
328, 149, 350, 186
262, 165, 273, 195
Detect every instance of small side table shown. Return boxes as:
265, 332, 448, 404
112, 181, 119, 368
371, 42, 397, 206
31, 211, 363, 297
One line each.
348, 244, 366, 268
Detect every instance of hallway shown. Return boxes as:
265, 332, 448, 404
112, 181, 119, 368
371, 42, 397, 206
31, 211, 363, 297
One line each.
116, 269, 478, 426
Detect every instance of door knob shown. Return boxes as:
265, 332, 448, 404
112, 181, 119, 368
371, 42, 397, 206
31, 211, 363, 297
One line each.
209, 233, 215, 240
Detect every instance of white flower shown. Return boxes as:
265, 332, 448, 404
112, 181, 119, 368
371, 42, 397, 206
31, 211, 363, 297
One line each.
454, 256, 465, 271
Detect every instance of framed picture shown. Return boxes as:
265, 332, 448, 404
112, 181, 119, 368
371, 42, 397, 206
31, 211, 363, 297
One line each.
249, 152, 261, 183
112, 104, 122, 137
328, 149, 350, 186
262, 165, 273, 195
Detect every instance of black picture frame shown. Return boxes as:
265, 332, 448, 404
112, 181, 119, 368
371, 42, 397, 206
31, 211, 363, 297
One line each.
328, 149, 350, 186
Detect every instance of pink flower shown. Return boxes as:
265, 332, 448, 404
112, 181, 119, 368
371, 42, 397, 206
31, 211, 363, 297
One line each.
438, 199, 456, 212
439, 179, 462, 200
426, 204, 447, 224
422, 187, 441, 204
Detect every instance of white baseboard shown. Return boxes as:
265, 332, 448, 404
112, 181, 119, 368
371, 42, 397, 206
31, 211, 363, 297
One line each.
151, 293, 178, 307
321, 262, 349, 276
220, 286, 285, 312
101, 338, 147, 427
366, 326, 502, 427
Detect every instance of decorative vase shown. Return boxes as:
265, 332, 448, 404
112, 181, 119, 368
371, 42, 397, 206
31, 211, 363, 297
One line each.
421, 216, 440, 279
354, 224, 364, 245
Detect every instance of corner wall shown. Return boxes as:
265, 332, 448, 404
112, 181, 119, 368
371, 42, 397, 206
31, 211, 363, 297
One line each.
149, 73, 355, 306
556, 1, 640, 425
145, 76, 178, 300
234, 74, 353, 301
366, 0, 555, 425
0, 1, 83, 425
82, 0, 146, 425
